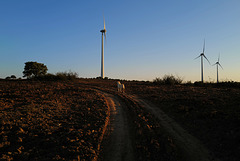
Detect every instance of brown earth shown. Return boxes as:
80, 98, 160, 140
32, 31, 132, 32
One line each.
95, 87, 217, 161
1, 79, 240, 161
98, 91, 135, 161
130, 95, 217, 161
80, 79, 240, 161
0, 80, 108, 160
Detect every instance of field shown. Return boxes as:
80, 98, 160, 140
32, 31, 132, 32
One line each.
125, 81, 240, 161
81, 79, 240, 161
0, 80, 108, 160
1, 79, 240, 161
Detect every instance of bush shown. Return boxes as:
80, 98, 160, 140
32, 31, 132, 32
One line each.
153, 75, 183, 85
11, 75, 16, 79
153, 77, 163, 84
217, 81, 240, 88
5, 75, 17, 80
32, 72, 79, 81
56, 71, 78, 80
96, 77, 103, 79
185, 81, 192, 85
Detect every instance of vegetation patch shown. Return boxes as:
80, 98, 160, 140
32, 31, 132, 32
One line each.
153, 75, 183, 85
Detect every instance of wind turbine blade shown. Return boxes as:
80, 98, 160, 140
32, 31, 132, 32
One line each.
194, 55, 201, 60
103, 15, 106, 42
219, 63, 223, 70
203, 55, 211, 65
104, 17, 106, 30
203, 39, 205, 54
104, 32, 106, 44
218, 53, 220, 62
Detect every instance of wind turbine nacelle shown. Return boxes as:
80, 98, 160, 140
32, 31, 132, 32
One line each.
100, 29, 106, 33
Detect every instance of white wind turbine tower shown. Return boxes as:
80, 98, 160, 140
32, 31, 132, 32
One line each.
213, 54, 223, 83
195, 40, 211, 83
100, 17, 106, 79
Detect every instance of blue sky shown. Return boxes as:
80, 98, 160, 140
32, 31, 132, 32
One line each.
0, 0, 240, 82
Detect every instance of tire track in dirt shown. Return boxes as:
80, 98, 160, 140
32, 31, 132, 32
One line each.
128, 94, 219, 161
98, 91, 135, 161
93, 86, 218, 161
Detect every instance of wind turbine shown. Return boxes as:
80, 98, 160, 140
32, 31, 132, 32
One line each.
195, 40, 211, 83
100, 17, 106, 79
213, 54, 223, 83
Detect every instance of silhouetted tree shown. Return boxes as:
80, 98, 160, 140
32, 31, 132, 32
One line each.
5, 75, 17, 80
10, 75, 16, 79
23, 61, 48, 79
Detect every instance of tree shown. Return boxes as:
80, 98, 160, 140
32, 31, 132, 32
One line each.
23, 61, 48, 78
5, 75, 17, 80
10, 75, 16, 79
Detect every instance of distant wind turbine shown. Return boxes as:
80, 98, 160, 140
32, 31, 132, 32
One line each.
195, 40, 211, 83
213, 54, 223, 83
100, 16, 106, 79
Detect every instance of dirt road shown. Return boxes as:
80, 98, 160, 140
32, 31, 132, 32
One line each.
129, 95, 218, 161
97, 89, 218, 161
98, 92, 135, 161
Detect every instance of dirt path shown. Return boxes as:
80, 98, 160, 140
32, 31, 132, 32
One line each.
129, 94, 219, 161
99, 92, 135, 161
95, 88, 218, 161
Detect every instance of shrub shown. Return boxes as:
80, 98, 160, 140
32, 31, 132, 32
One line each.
185, 81, 192, 85
5, 75, 17, 80
10, 75, 16, 79
33, 72, 79, 81
153, 77, 163, 84
55, 71, 78, 81
153, 75, 183, 85
218, 81, 240, 88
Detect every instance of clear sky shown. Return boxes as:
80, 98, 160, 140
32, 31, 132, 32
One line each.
1, 0, 240, 82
